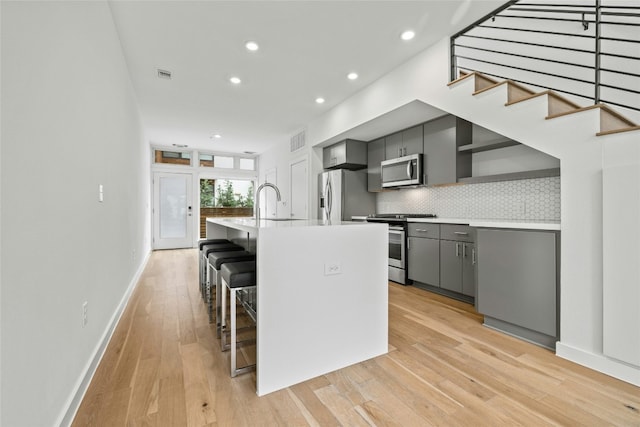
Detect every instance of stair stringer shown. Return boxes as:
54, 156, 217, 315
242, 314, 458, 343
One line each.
432, 74, 640, 386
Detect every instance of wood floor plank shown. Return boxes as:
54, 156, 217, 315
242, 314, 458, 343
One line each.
72, 249, 640, 427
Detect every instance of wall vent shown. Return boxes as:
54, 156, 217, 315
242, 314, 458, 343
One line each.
290, 130, 306, 152
157, 69, 172, 79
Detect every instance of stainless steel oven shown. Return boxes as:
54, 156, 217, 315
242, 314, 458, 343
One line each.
367, 213, 436, 285
388, 225, 407, 284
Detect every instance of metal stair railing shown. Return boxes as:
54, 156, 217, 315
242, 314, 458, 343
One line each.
451, 0, 640, 113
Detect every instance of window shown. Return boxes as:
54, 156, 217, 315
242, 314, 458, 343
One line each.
199, 178, 254, 237
239, 158, 255, 170
154, 150, 191, 165
214, 156, 234, 169
199, 154, 234, 168
199, 154, 214, 167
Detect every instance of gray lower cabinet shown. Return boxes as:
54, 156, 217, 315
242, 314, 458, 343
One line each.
408, 237, 440, 286
439, 225, 476, 297
476, 228, 559, 349
407, 223, 440, 286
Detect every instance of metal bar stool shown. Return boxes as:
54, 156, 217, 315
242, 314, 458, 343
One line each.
220, 260, 257, 377
198, 239, 231, 293
207, 250, 256, 333
200, 242, 244, 299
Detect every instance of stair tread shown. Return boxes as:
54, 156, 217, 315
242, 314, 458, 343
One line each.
547, 103, 637, 126
506, 90, 582, 108
597, 125, 640, 136
448, 71, 499, 87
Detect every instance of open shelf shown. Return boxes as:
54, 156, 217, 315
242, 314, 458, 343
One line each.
458, 138, 520, 153
457, 167, 560, 185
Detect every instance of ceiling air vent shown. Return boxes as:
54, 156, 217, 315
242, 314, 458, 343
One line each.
157, 69, 172, 79
290, 130, 306, 152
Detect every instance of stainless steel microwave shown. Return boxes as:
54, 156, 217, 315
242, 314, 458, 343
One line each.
381, 153, 424, 188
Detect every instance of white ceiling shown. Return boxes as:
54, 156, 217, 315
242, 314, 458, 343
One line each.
109, 1, 504, 154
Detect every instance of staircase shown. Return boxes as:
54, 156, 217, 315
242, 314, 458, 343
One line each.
449, 71, 640, 137
443, 67, 640, 384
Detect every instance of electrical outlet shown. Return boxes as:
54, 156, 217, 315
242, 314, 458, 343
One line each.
324, 262, 342, 276
82, 301, 88, 327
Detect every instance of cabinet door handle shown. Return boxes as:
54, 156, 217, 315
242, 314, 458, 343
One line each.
472, 248, 476, 265
454, 231, 469, 235
398, 147, 401, 157
463, 244, 467, 258
415, 228, 428, 232
455, 242, 460, 257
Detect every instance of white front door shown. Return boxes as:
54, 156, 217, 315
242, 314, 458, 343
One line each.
153, 172, 193, 249
290, 157, 308, 219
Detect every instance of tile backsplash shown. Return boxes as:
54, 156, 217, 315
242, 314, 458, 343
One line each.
377, 176, 560, 220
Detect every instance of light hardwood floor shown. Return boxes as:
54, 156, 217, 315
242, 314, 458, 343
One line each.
72, 249, 640, 426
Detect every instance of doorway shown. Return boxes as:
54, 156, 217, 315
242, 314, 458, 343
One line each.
290, 157, 308, 219
153, 172, 193, 249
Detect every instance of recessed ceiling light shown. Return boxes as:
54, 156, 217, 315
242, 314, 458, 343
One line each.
315, 97, 325, 104
210, 134, 222, 139
347, 72, 359, 80
229, 76, 242, 84
400, 30, 415, 41
245, 41, 259, 51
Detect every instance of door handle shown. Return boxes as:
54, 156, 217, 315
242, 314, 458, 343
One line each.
455, 242, 460, 257
463, 244, 467, 258
472, 248, 476, 265
407, 161, 413, 179
454, 231, 468, 235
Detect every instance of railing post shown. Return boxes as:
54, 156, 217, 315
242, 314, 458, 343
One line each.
594, 0, 601, 105
450, 35, 457, 81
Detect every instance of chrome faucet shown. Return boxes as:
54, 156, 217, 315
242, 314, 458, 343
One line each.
255, 182, 282, 220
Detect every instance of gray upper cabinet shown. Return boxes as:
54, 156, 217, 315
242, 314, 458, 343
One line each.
423, 115, 471, 186
384, 125, 423, 159
384, 132, 403, 160
367, 137, 385, 192
323, 139, 367, 170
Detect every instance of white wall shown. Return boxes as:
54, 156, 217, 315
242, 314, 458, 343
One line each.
1, 2, 150, 425
293, 37, 639, 386
258, 139, 322, 220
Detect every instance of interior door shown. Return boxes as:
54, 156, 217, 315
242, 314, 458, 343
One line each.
153, 172, 193, 249
290, 157, 308, 219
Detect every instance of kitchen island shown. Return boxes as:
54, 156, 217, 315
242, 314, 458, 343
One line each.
206, 217, 388, 396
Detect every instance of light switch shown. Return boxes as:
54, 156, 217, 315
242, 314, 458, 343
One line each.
99, 184, 104, 202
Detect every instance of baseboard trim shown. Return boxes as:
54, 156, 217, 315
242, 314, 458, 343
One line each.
556, 341, 640, 387
56, 249, 151, 427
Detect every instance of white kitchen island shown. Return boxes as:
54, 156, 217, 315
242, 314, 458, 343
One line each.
206, 217, 388, 396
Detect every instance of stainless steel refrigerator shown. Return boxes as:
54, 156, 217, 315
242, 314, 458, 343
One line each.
318, 169, 376, 221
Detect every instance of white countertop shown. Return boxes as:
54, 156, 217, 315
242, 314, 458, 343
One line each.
407, 217, 561, 231
207, 217, 383, 233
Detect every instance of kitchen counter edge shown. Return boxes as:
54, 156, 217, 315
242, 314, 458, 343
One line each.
408, 217, 561, 231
